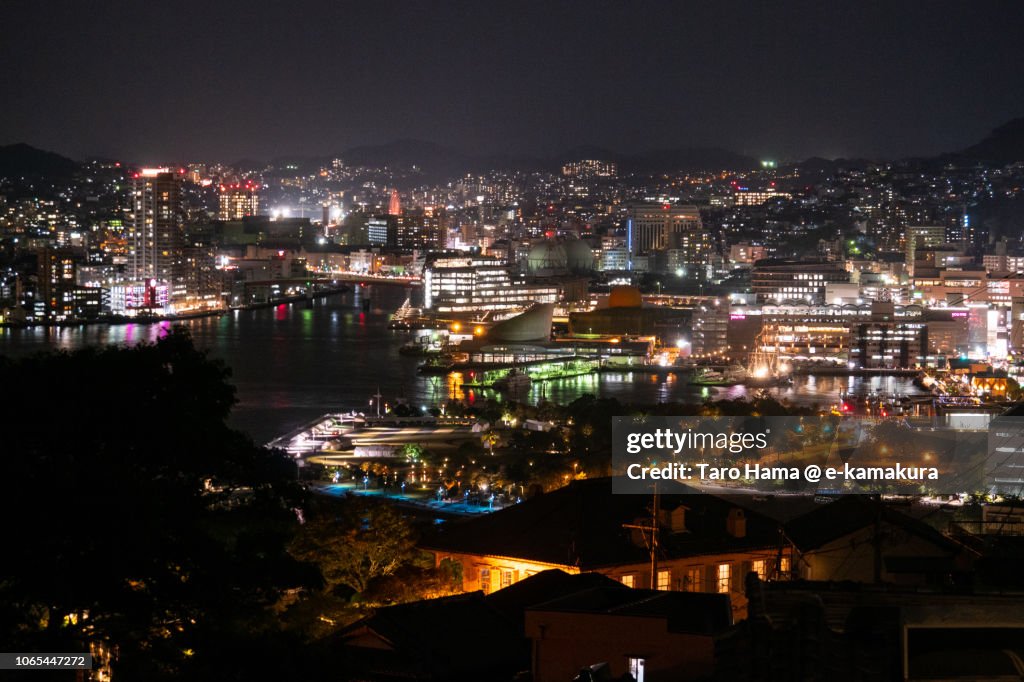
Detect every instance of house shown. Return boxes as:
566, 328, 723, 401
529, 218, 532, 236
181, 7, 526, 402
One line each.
338, 592, 521, 681
785, 496, 977, 586
724, 577, 1024, 681
420, 477, 795, 620
526, 587, 732, 682
338, 570, 625, 681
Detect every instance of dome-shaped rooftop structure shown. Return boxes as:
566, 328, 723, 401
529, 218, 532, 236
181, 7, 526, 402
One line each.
487, 303, 554, 342
563, 239, 594, 272
527, 241, 568, 274
608, 285, 642, 308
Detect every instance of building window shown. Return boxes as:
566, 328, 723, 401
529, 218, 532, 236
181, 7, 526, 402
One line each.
780, 556, 791, 578
684, 567, 703, 592
628, 657, 646, 682
621, 574, 635, 588
479, 568, 491, 594
500, 569, 514, 589
717, 563, 732, 593
752, 559, 767, 580
657, 569, 671, 591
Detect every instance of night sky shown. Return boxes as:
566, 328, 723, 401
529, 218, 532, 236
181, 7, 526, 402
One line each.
3, 0, 1024, 163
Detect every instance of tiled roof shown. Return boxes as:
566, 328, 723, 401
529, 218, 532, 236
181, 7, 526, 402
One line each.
422, 477, 785, 569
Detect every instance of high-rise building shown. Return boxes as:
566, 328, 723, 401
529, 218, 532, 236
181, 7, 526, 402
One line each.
130, 168, 184, 295
905, 225, 947, 274
625, 204, 703, 267
36, 247, 76, 320
397, 208, 446, 250
388, 189, 401, 216
218, 182, 260, 220
367, 215, 398, 247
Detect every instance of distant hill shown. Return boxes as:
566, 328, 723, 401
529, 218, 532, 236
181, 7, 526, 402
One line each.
337, 140, 757, 179
0, 143, 78, 178
959, 118, 1024, 164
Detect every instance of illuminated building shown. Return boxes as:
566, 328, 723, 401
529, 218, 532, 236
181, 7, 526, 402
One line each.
728, 242, 767, 268
568, 286, 691, 345
130, 168, 184, 297
388, 188, 401, 216
560, 159, 617, 178
625, 203, 702, 266
751, 260, 850, 304
849, 302, 926, 369
367, 215, 398, 247
36, 247, 75, 318
397, 208, 446, 249
109, 280, 170, 316
732, 186, 792, 206
422, 478, 795, 621
905, 225, 947, 275
218, 182, 260, 220
423, 255, 561, 314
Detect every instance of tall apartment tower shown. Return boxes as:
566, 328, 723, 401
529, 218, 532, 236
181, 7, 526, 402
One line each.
131, 168, 185, 294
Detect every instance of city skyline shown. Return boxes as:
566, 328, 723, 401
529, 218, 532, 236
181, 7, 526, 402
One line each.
3, 1, 1024, 162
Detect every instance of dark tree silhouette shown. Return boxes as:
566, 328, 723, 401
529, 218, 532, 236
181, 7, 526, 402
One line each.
0, 327, 308, 680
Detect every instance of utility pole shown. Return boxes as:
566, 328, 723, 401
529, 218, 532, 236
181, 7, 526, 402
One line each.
622, 483, 660, 588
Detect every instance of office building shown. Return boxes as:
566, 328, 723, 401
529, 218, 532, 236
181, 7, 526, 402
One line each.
905, 225, 947, 274
751, 260, 850, 304
625, 203, 702, 265
423, 255, 561, 314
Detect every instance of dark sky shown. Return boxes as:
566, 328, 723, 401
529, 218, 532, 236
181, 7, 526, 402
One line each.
3, 0, 1024, 163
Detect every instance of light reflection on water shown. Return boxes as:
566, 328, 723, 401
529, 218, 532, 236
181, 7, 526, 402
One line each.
0, 285, 925, 443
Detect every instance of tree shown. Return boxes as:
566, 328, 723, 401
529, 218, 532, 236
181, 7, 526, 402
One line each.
0, 327, 305, 680
290, 497, 418, 594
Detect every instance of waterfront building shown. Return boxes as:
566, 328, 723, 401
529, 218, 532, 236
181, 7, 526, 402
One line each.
130, 168, 185, 297
568, 286, 690, 343
36, 247, 77, 321
423, 255, 561, 314
109, 280, 170, 316
849, 302, 926, 369
751, 259, 850, 304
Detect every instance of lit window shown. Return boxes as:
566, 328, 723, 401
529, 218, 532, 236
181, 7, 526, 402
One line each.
500, 570, 514, 589
752, 559, 767, 580
717, 564, 732, 593
657, 569, 671, 591
780, 557, 791, 577
621, 574, 635, 588
628, 657, 646, 682
479, 568, 491, 594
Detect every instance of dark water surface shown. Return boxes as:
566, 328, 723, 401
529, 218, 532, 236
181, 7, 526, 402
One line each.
0, 285, 923, 443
